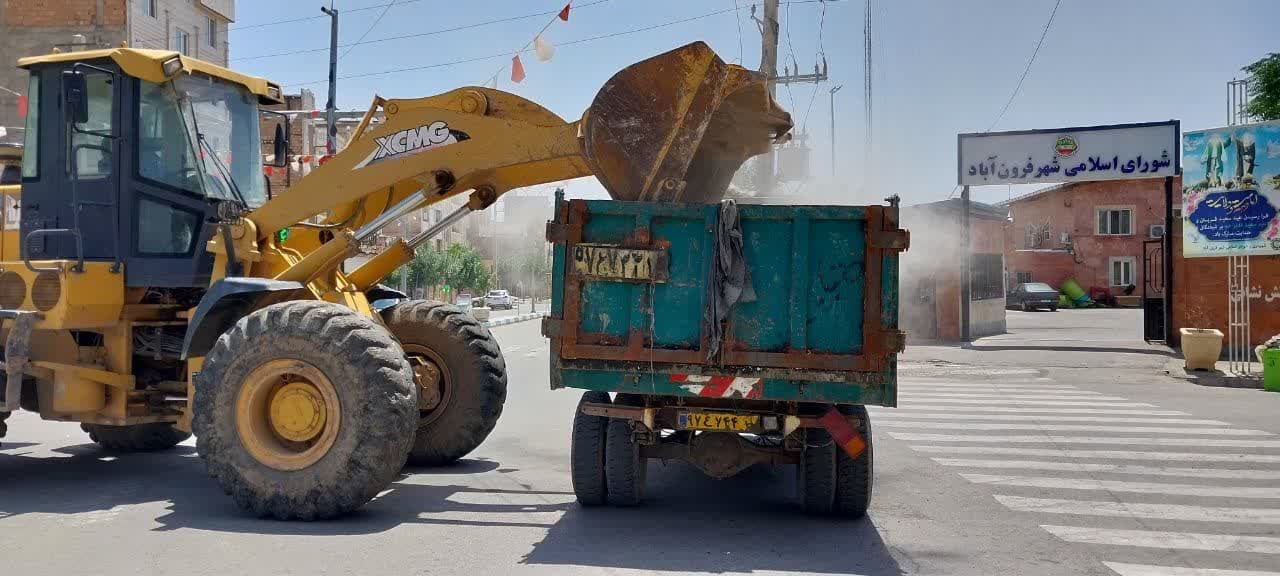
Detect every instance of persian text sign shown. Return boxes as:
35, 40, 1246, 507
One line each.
1182, 122, 1280, 257
958, 121, 1179, 186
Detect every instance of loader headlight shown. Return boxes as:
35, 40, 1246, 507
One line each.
161, 56, 184, 78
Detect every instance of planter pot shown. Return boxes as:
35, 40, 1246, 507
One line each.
1180, 328, 1223, 371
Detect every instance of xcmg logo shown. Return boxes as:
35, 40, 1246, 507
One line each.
355, 121, 470, 168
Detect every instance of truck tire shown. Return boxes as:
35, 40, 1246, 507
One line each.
570, 391, 611, 506
799, 428, 837, 515
381, 300, 507, 466
83, 423, 190, 451
604, 394, 645, 506
193, 301, 417, 520
833, 406, 873, 518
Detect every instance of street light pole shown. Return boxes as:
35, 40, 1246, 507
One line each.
320, 4, 339, 155
829, 84, 843, 179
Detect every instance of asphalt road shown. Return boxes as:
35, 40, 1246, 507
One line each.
1, 310, 1277, 575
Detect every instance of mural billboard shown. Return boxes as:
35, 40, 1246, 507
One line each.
1182, 122, 1280, 257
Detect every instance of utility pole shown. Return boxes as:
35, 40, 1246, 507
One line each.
830, 84, 843, 178
320, 4, 339, 155
755, 0, 779, 196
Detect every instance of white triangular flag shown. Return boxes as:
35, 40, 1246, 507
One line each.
534, 34, 555, 62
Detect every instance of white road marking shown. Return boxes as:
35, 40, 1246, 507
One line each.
898, 398, 1155, 407
877, 422, 1271, 436
909, 445, 1280, 464
1103, 562, 1280, 576
870, 406, 1189, 416
900, 392, 1122, 401
1041, 525, 1280, 554
961, 473, 1280, 499
875, 412, 1229, 425
889, 433, 1280, 448
936, 459, 1280, 480
996, 495, 1280, 524
898, 382, 1088, 391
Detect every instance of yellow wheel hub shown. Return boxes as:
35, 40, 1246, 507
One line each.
269, 381, 327, 442
236, 359, 341, 471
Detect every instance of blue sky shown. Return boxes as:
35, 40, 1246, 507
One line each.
228, 0, 1280, 205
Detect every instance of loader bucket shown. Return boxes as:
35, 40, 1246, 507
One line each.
581, 41, 793, 203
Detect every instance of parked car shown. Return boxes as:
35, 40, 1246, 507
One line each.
484, 289, 514, 310
1007, 282, 1060, 311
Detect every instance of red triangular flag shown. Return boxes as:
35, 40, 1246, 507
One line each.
510, 55, 526, 83
558, 3, 570, 21
16, 95, 27, 120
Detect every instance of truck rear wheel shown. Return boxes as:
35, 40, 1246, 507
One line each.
83, 423, 190, 451
604, 394, 646, 506
381, 300, 507, 466
833, 406, 873, 518
193, 301, 417, 520
799, 428, 837, 515
570, 391, 610, 506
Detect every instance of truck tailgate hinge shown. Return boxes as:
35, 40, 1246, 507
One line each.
870, 228, 910, 252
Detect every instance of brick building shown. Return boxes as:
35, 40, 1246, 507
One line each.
901, 198, 1008, 342
0, 0, 233, 144
1001, 178, 1181, 300
1170, 222, 1280, 349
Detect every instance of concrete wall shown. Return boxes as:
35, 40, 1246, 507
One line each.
1170, 220, 1280, 349
1005, 178, 1181, 293
970, 298, 1007, 339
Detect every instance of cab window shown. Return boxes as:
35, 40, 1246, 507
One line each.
20, 74, 39, 179
72, 72, 114, 180
136, 80, 199, 193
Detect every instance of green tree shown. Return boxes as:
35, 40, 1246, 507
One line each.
1245, 53, 1280, 120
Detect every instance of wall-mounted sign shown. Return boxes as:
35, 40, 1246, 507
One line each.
958, 121, 1180, 186
1182, 122, 1280, 257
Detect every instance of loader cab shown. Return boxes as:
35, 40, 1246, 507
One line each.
17, 49, 278, 287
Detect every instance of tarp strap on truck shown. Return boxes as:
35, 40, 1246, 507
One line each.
704, 200, 756, 362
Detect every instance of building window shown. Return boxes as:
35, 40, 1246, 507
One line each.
174, 29, 191, 55
1109, 257, 1136, 287
147, 0, 157, 18
208, 15, 217, 47
971, 253, 1004, 301
1015, 271, 1034, 285
1024, 221, 1051, 248
1096, 207, 1134, 235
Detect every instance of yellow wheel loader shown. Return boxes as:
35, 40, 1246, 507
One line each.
0, 42, 790, 519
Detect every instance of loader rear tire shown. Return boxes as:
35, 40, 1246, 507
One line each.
193, 301, 417, 520
382, 300, 507, 467
570, 391, 611, 506
83, 423, 190, 451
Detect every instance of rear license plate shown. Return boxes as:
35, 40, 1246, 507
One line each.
678, 412, 759, 432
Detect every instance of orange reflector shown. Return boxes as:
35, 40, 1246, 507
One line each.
818, 407, 867, 459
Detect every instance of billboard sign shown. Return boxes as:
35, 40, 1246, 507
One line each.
1182, 122, 1280, 257
958, 121, 1179, 186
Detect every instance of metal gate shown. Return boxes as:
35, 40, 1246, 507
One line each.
1142, 239, 1166, 342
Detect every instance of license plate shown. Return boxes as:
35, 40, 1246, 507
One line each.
678, 411, 759, 432
572, 244, 665, 281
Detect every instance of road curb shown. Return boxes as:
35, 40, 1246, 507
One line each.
485, 311, 549, 328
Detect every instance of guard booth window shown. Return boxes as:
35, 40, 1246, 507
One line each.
970, 253, 1004, 300
72, 73, 114, 180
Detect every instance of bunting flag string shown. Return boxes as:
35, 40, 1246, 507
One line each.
488, 1, 573, 86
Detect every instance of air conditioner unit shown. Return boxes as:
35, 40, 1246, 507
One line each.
1149, 224, 1165, 238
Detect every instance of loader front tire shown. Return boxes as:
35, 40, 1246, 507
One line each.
193, 301, 417, 520
382, 300, 507, 466
83, 423, 190, 451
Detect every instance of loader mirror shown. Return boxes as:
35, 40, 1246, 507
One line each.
272, 124, 289, 167
61, 69, 89, 125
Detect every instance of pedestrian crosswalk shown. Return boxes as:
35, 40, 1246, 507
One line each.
870, 376, 1280, 576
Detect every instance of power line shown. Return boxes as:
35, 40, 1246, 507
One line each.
234, 0, 610, 63
338, 0, 398, 60
732, 0, 745, 65
985, 0, 1062, 132
279, 1, 838, 89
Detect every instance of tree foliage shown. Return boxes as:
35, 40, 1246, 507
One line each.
1245, 53, 1280, 121
384, 243, 492, 296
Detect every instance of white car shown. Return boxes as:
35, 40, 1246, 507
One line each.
484, 289, 514, 310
